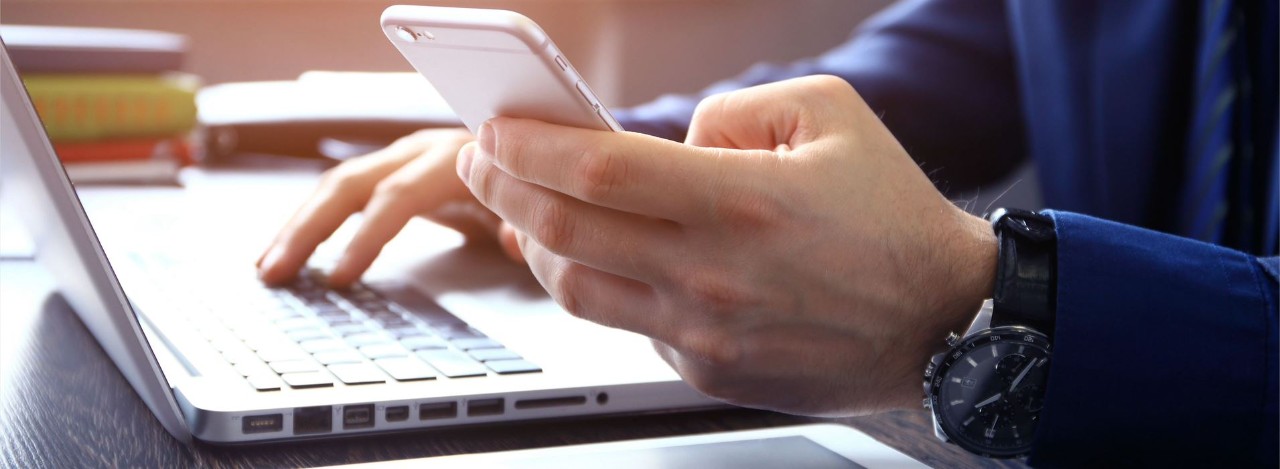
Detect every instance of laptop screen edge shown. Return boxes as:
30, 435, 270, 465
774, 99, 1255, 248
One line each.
0, 37, 192, 444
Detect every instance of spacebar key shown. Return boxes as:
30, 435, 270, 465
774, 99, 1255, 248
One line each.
416, 350, 487, 378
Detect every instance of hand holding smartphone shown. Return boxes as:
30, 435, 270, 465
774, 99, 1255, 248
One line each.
380, 5, 621, 134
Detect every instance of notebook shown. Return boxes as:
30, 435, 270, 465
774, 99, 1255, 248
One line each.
0, 37, 719, 444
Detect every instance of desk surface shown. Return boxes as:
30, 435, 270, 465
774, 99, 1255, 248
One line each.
0, 169, 1022, 468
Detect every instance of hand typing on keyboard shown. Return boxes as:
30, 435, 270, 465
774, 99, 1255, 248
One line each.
256, 128, 525, 288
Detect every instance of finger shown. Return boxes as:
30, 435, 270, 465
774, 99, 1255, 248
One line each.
685, 75, 861, 150
497, 222, 524, 264
465, 147, 678, 283
479, 118, 772, 223
520, 233, 668, 339
327, 140, 472, 287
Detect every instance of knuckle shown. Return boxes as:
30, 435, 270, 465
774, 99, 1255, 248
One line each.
690, 92, 732, 126
469, 159, 503, 203
718, 186, 789, 230
572, 148, 626, 203
319, 164, 358, 190
531, 197, 576, 255
676, 268, 752, 318
371, 175, 413, 200
550, 262, 589, 318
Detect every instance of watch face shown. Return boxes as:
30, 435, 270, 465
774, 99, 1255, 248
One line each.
928, 327, 1051, 458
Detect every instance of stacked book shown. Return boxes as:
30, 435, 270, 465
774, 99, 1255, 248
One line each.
2, 25, 198, 184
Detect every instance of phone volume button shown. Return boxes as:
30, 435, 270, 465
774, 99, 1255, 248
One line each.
555, 55, 568, 71
574, 80, 596, 107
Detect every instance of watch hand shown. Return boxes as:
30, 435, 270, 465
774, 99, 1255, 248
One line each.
974, 393, 1003, 409
1009, 360, 1034, 392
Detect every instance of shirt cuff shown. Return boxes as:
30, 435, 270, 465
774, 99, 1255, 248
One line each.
1028, 210, 1277, 467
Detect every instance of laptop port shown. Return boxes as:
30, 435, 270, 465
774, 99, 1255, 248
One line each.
419, 401, 457, 420
342, 404, 375, 429
514, 396, 586, 410
467, 398, 504, 417
242, 414, 283, 434
293, 406, 332, 434
385, 405, 409, 422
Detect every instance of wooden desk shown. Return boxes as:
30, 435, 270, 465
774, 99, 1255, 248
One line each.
0, 169, 1022, 468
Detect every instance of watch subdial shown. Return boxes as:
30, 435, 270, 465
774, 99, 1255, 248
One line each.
1010, 383, 1045, 413
994, 354, 1030, 384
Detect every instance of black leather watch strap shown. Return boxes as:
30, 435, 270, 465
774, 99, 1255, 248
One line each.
988, 208, 1057, 338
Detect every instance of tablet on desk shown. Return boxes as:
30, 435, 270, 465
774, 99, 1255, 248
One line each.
321, 424, 928, 469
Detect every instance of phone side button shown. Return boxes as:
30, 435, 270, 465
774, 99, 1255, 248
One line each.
574, 80, 597, 108
597, 109, 618, 131
555, 55, 568, 71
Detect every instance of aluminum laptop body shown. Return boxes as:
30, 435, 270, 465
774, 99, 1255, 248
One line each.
0, 38, 718, 444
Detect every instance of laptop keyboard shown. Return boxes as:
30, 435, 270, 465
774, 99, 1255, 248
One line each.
130, 254, 541, 392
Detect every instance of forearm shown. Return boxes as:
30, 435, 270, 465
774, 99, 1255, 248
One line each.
1029, 211, 1279, 467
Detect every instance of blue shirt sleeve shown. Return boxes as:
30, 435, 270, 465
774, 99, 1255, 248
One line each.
614, 0, 1028, 191
1030, 210, 1279, 467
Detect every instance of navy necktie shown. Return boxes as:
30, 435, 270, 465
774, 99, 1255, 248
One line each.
1179, 0, 1245, 246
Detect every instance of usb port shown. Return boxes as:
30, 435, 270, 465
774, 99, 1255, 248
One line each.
242, 414, 283, 434
385, 405, 409, 422
467, 398, 504, 417
419, 401, 457, 420
343, 404, 374, 429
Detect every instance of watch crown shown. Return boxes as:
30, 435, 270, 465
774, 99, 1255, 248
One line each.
945, 332, 961, 347
922, 397, 931, 409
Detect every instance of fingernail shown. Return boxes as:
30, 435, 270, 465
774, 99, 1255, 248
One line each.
257, 246, 284, 280
478, 121, 495, 156
457, 143, 475, 182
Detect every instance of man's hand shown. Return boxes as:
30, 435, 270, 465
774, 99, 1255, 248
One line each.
257, 128, 522, 288
459, 75, 997, 416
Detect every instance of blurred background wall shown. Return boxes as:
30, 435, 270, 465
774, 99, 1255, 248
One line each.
1, 0, 894, 107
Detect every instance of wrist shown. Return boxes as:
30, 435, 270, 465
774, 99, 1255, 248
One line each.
937, 210, 998, 342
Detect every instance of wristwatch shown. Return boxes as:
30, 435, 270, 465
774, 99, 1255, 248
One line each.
922, 208, 1057, 459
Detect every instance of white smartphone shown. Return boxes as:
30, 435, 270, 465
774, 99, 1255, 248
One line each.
380, 5, 622, 135
320, 424, 929, 468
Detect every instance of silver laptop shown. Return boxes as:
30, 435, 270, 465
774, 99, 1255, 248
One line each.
0, 38, 718, 444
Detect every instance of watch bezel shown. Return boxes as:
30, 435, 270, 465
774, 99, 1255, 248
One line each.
925, 325, 1052, 459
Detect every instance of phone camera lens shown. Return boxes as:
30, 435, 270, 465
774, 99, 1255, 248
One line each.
395, 26, 416, 42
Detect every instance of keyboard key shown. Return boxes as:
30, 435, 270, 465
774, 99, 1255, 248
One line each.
432, 325, 486, 340
221, 347, 259, 365
281, 371, 334, 389
374, 357, 437, 381
309, 304, 345, 316
209, 337, 245, 353
468, 348, 521, 362
234, 361, 273, 377
246, 374, 283, 391
400, 335, 448, 350
269, 359, 318, 374
241, 333, 294, 352
255, 345, 308, 362
451, 337, 502, 350
331, 324, 372, 337
274, 317, 320, 332
286, 328, 330, 343
417, 350, 488, 378
345, 332, 392, 347
313, 350, 364, 365
299, 338, 348, 354
386, 326, 428, 339
327, 363, 388, 385
359, 343, 409, 359
484, 359, 542, 375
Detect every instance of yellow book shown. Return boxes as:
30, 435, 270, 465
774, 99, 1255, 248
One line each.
22, 73, 198, 142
